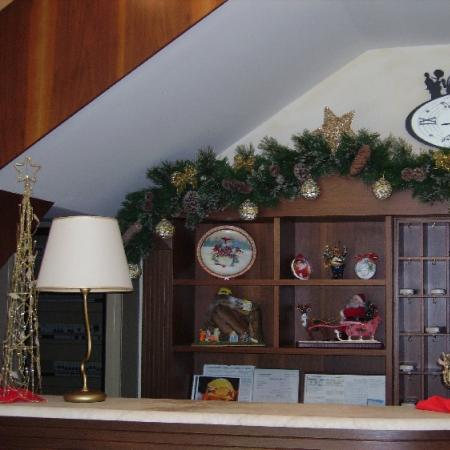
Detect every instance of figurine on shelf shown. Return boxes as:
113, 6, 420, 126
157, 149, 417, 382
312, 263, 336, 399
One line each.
337, 294, 381, 341
297, 303, 312, 328
304, 294, 381, 342
197, 287, 264, 345
323, 243, 347, 279
340, 294, 369, 321
291, 254, 312, 280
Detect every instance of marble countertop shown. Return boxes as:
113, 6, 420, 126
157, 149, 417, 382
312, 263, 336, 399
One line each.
1, 396, 450, 431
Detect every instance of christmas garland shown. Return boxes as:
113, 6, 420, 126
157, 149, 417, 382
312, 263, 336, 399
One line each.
117, 128, 450, 264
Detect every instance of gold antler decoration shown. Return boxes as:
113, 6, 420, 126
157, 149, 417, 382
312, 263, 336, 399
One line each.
438, 352, 450, 387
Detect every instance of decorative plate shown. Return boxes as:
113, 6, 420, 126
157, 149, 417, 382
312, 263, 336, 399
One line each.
354, 257, 377, 280
196, 226, 256, 279
291, 254, 311, 280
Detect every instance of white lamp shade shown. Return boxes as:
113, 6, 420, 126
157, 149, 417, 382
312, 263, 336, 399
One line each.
36, 216, 133, 293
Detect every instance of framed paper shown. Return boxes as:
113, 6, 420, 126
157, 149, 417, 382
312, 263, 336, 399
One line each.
196, 226, 256, 279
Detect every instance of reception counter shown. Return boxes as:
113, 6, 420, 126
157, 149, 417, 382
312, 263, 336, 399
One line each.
1, 396, 450, 449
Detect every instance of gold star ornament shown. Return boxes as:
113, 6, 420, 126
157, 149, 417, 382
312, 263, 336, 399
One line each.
315, 107, 355, 153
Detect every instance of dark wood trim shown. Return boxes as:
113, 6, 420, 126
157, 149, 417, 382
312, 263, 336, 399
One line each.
384, 216, 394, 405
174, 278, 386, 286
141, 237, 173, 398
0, 417, 449, 450
0, 189, 53, 268
211, 176, 449, 221
173, 345, 386, 356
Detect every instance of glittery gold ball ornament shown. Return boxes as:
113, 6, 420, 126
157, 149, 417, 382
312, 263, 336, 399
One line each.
239, 199, 259, 220
128, 263, 142, 280
155, 218, 175, 239
372, 176, 392, 200
300, 178, 320, 200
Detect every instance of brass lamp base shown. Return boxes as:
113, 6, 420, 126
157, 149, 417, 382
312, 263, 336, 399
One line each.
64, 389, 106, 403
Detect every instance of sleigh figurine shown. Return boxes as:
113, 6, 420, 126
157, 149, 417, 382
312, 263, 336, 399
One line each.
300, 295, 382, 344
335, 315, 381, 341
307, 315, 381, 341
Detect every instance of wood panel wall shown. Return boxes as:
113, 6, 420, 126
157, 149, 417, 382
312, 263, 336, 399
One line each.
0, 189, 53, 268
141, 237, 173, 398
0, 0, 226, 169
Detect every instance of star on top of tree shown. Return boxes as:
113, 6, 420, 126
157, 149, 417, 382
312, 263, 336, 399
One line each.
14, 156, 41, 185
315, 107, 355, 153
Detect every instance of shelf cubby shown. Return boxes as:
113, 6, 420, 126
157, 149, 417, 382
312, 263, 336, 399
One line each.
395, 218, 450, 403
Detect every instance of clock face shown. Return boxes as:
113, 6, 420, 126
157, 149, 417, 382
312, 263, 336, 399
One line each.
406, 94, 450, 148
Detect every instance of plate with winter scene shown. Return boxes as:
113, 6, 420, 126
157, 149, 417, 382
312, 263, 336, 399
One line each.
196, 226, 256, 279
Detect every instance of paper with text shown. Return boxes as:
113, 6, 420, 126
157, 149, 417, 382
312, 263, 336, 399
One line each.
252, 368, 300, 403
303, 374, 385, 405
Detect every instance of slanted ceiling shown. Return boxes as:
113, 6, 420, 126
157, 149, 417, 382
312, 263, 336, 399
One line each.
1, 0, 450, 218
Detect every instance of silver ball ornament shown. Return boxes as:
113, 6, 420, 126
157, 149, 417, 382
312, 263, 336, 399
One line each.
372, 176, 392, 200
155, 218, 175, 239
239, 200, 259, 221
128, 263, 142, 280
300, 178, 320, 200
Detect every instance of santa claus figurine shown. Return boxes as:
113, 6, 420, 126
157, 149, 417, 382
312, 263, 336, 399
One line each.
340, 294, 367, 322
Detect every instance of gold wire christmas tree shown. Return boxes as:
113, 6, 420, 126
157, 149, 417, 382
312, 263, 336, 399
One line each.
1, 157, 42, 398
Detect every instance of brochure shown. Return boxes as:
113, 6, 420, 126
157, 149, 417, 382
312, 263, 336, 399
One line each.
191, 375, 240, 401
191, 365, 300, 403
252, 368, 300, 403
202, 364, 255, 402
303, 374, 385, 406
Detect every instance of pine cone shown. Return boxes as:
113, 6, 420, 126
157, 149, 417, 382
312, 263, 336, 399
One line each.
401, 167, 414, 181
269, 164, 280, 177
122, 221, 142, 244
183, 190, 200, 213
143, 191, 153, 212
349, 144, 371, 176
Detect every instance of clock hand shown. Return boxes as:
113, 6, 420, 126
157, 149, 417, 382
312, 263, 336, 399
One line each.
441, 123, 450, 125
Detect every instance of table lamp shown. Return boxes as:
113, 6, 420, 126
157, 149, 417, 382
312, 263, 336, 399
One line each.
36, 216, 132, 402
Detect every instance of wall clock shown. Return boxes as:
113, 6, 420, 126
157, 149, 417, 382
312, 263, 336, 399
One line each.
406, 94, 450, 148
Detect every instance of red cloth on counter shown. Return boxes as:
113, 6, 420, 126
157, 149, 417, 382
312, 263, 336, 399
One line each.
416, 395, 450, 413
0, 386, 45, 403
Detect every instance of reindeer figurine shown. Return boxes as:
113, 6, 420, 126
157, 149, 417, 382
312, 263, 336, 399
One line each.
297, 304, 312, 328
438, 352, 450, 387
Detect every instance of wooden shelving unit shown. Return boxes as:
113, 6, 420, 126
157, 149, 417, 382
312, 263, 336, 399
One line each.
140, 177, 448, 404
394, 218, 450, 404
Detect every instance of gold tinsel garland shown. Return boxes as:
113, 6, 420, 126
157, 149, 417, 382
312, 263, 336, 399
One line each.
171, 165, 197, 193
233, 153, 255, 172
433, 151, 450, 172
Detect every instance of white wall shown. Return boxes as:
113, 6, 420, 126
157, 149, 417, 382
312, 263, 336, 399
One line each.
221, 44, 450, 159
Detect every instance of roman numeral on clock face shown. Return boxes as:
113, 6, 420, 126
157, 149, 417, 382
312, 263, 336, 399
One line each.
418, 117, 437, 125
